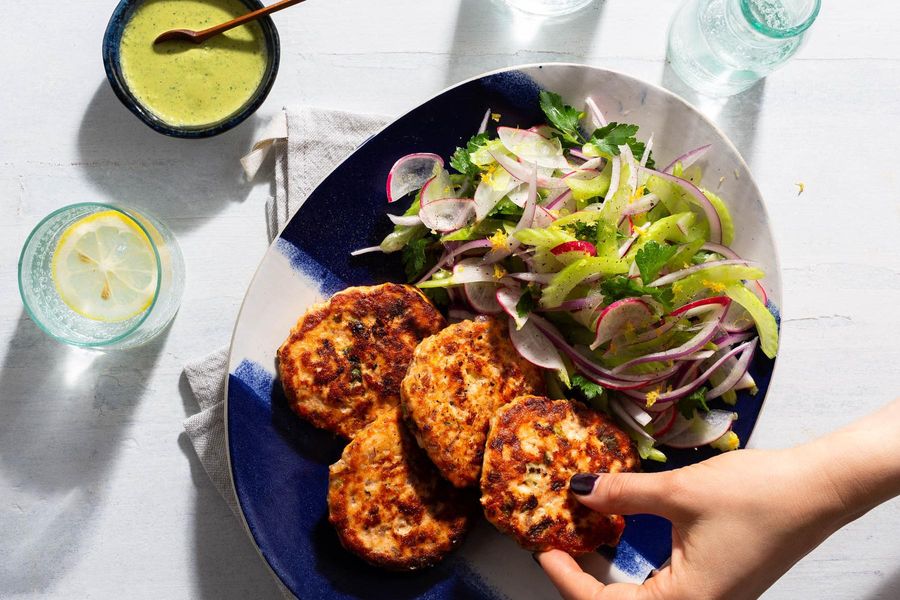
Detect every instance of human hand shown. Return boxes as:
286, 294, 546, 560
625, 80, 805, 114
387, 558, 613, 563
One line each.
536, 398, 900, 600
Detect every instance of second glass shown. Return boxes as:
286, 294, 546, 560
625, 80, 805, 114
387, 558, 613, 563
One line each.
667, 0, 821, 97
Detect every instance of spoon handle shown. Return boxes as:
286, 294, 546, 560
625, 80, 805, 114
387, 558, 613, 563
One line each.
194, 0, 307, 42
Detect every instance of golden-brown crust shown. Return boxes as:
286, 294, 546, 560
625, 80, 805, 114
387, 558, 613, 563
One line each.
278, 284, 446, 439
327, 409, 475, 570
480, 395, 640, 555
400, 317, 545, 488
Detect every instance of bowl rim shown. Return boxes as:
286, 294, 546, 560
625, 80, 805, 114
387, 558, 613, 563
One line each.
102, 0, 281, 139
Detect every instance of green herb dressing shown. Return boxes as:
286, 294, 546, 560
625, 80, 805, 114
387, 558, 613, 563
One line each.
120, 0, 268, 127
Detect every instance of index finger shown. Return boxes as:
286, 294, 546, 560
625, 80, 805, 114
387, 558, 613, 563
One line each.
536, 550, 645, 600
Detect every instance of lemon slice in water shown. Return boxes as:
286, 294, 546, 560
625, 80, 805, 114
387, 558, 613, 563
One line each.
52, 210, 159, 322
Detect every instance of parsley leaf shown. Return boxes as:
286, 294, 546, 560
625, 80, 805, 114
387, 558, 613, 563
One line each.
571, 220, 599, 243
488, 197, 524, 220
635, 241, 678, 285
600, 275, 674, 312
677, 387, 710, 420
571, 374, 604, 401
449, 132, 490, 179
588, 122, 639, 157
401, 237, 429, 281
539, 91, 585, 146
516, 286, 538, 318
422, 287, 449, 308
628, 140, 656, 169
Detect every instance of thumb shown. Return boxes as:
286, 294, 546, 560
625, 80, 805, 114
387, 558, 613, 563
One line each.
569, 471, 684, 518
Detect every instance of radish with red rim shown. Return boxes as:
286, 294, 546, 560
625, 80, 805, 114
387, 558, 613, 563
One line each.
663, 409, 737, 449
386, 153, 443, 203
590, 297, 656, 350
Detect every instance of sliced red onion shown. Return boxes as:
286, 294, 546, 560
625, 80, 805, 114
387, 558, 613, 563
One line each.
387, 213, 423, 227
419, 198, 475, 232
701, 242, 741, 260
569, 148, 590, 161
508, 317, 568, 372
651, 406, 677, 437
590, 297, 655, 350
533, 206, 556, 228
606, 155, 621, 202
350, 245, 383, 256
638, 166, 722, 244
488, 148, 567, 189
707, 338, 757, 399
541, 295, 605, 313
497, 127, 570, 170
621, 193, 660, 216
663, 410, 736, 449
477, 108, 491, 135
621, 340, 753, 405
610, 398, 655, 441
620, 398, 653, 427
416, 238, 491, 284
617, 231, 639, 258
647, 259, 755, 288
386, 153, 443, 203
662, 144, 711, 175
712, 330, 755, 348
608, 318, 679, 352
528, 314, 678, 386
544, 188, 574, 210
509, 272, 554, 284
640, 134, 654, 167
612, 304, 727, 373
584, 96, 608, 128
464, 281, 503, 314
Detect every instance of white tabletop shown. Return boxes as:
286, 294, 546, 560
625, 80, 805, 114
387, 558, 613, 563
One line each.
1, 1, 898, 598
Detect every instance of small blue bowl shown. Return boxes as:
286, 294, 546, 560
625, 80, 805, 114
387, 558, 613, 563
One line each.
102, 0, 280, 138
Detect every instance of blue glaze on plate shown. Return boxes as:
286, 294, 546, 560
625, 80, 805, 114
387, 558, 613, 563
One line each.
102, 0, 280, 138
227, 65, 782, 597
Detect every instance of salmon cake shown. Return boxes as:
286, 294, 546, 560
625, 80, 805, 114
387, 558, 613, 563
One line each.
400, 317, 544, 488
278, 283, 445, 439
327, 409, 474, 570
480, 395, 639, 555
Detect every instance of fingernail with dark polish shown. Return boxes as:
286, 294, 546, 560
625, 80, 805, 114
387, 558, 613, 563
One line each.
569, 473, 598, 495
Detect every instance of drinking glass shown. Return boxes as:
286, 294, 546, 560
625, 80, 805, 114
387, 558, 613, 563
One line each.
18, 203, 185, 349
504, 0, 594, 17
667, 0, 821, 96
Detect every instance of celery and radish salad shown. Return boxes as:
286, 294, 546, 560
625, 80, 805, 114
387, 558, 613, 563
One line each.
355, 91, 779, 462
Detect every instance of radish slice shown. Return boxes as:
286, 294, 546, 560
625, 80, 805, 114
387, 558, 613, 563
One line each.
416, 238, 491, 284
464, 282, 503, 314
639, 167, 722, 244
420, 169, 456, 204
488, 148, 568, 189
419, 258, 506, 288
662, 144, 711, 174
650, 405, 677, 436
386, 153, 443, 203
498, 127, 570, 170
387, 213, 422, 227
617, 232, 639, 258
647, 259, 755, 288
670, 296, 731, 318
497, 286, 528, 329
663, 410, 736, 449
508, 317, 567, 373
419, 198, 475, 232
551, 241, 597, 257
591, 298, 656, 350
508, 272, 554, 284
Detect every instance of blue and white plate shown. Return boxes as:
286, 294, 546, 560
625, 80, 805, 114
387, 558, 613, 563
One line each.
225, 64, 781, 599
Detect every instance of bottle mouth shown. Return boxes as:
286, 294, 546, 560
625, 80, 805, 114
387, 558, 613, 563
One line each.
740, 0, 821, 39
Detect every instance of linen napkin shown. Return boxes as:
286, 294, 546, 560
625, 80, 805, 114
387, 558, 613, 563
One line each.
182, 107, 390, 594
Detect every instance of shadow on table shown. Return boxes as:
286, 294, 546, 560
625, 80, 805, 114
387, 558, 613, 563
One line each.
75, 82, 261, 234
0, 312, 168, 594
445, 0, 606, 87
863, 567, 900, 600
660, 62, 766, 168
178, 434, 282, 600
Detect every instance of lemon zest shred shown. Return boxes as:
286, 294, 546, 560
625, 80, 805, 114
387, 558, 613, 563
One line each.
493, 264, 507, 280
645, 390, 660, 408
702, 279, 727, 293
488, 229, 508, 251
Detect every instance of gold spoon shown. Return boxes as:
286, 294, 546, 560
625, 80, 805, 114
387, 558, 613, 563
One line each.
154, 0, 305, 45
